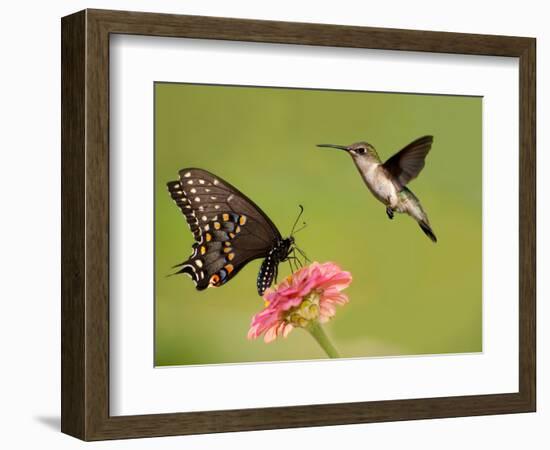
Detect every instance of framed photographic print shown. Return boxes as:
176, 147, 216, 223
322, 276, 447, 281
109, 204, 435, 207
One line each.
61, 9, 536, 440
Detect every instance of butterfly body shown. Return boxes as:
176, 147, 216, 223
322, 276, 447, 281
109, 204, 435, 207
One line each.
256, 237, 294, 295
167, 168, 297, 295
317, 136, 437, 242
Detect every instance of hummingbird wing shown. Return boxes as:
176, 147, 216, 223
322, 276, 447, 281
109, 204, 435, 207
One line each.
382, 135, 433, 188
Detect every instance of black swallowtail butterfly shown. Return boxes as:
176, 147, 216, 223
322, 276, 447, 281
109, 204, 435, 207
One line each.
167, 168, 305, 296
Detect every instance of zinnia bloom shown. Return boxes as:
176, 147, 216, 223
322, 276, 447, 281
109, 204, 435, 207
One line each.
247, 262, 352, 343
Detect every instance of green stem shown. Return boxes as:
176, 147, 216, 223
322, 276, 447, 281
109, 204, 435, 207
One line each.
306, 321, 340, 358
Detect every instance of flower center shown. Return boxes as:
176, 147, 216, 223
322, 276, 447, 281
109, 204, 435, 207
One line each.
285, 289, 322, 328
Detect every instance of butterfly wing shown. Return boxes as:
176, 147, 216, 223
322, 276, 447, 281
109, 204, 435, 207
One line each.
167, 168, 282, 290
383, 135, 433, 188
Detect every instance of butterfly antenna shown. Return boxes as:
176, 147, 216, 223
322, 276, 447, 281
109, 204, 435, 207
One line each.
293, 222, 308, 234
290, 205, 305, 236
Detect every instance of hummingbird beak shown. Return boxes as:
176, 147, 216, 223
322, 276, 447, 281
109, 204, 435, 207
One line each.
316, 144, 349, 152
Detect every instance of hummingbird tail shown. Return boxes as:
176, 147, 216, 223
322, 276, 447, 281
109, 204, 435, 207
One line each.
419, 220, 437, 243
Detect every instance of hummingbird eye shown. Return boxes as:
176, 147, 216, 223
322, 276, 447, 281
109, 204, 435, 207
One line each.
356, 147, 366, 154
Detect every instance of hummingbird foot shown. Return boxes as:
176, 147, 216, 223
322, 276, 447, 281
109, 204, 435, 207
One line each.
386, 207, 394, 220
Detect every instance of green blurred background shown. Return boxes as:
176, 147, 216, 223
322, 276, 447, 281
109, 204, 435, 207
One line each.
155, 82, 482, 366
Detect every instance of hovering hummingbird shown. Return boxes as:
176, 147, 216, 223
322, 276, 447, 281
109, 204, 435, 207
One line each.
317, 136, 437, 242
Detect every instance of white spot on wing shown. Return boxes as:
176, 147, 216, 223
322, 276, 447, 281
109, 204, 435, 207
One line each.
183, 172, 191, 178
181, 264, 198, 286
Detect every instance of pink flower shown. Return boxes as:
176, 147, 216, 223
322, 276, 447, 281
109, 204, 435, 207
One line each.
247, 262, 352, 343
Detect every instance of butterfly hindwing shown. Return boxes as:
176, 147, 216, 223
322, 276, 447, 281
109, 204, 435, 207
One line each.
167, 168, 282, 291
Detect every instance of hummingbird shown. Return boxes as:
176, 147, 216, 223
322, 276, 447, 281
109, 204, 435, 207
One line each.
317, 136, 437, 242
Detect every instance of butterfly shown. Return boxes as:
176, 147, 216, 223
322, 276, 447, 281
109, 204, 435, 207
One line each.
167, 168, 305, 296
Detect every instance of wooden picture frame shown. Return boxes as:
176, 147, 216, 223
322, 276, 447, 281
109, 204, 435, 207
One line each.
61, 9, 536, 441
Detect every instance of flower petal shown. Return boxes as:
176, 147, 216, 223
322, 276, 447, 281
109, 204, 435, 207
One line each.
282, 323, 294, 337
248, 261, 352, 343
264, 326, 278, 343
